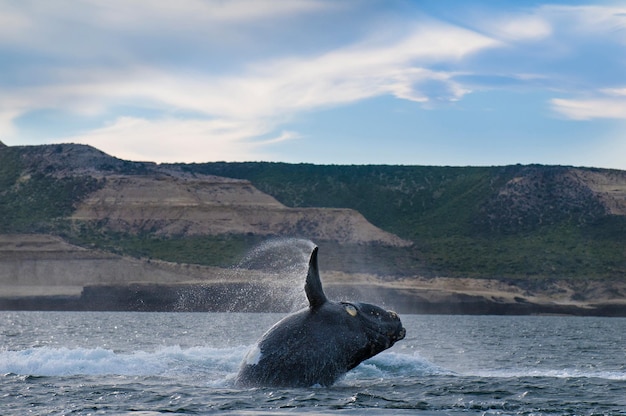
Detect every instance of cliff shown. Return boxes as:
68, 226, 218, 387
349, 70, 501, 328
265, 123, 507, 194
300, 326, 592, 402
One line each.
1, 143, 625, 314
2, 234, 624, 315
70, 174, 410, 246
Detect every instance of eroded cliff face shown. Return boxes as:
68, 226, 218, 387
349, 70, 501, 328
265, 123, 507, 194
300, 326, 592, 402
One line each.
0, 234, 199, 297
2, 234, 625, 315
2, 143, 626, 314
71, 174, 412, 246
477, 166, 626, 232
572, 168, 626, 215
6, 143, 411, 246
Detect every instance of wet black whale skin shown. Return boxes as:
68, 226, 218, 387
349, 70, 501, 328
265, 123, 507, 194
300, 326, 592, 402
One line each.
236, 247, 406, 387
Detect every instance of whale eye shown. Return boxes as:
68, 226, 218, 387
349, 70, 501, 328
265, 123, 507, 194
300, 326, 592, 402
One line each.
344, 304, 358, 317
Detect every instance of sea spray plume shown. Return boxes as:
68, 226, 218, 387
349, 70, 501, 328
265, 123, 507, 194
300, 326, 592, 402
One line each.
175, 238, 316, 312
236, 238, 316, 312
236, 246, 406, 387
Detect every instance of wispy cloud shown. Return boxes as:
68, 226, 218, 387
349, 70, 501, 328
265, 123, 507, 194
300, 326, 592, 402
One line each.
1, 1, 625, 167
539, 4, 626, 36
551, 88, 626, 120
530, 5, 626, 122
63, 22, 496, 161
1, 1, 499, 162
474, 12, 552, 41
71, 116, 280, 162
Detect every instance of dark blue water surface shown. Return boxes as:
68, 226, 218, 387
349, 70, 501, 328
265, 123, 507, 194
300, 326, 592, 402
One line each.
1, 312, 625, 415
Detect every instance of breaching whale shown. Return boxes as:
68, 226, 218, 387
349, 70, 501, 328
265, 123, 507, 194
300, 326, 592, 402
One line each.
236, 246, 406, 387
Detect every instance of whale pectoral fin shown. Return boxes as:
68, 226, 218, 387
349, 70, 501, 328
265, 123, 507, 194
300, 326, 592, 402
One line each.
305, 247, 327, 309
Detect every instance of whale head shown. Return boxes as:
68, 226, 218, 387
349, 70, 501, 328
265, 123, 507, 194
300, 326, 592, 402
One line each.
304, 247, 405, 368
236, 246, 406, 387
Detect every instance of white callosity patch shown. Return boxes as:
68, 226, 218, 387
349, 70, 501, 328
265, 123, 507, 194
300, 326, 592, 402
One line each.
244, 345, 263, 366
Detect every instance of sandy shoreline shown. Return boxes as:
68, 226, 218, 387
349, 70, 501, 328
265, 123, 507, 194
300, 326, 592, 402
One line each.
1, 234, 625, 315
2, 278, 626, 316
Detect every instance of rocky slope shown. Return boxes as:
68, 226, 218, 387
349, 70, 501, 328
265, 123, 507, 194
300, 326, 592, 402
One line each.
1, 142, 625, 314
477, 166, 626, 232
70, 174, 411, 245
2, 142, 409, 245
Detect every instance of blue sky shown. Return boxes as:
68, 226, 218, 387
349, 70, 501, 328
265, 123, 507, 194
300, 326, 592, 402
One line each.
1, 1, 626, 169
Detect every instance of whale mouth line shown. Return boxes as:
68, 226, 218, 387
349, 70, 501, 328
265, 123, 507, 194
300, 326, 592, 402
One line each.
383, 326, 406, 347
398, 326, 406, 340
396, 327, 406, 341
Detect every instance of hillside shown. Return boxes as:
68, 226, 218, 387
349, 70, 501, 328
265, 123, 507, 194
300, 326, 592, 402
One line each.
181, 162, 626, 280
1, 142, 625, 314
2, 233, 624, 315
71, 174, 409, 246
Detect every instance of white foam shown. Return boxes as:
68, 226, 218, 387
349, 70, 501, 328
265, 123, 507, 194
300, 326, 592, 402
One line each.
469, 368, 626, 381
347, 351, 454, 381
3, 346, 622, 384
244, 345, 262, 366
0, 345, 248, 379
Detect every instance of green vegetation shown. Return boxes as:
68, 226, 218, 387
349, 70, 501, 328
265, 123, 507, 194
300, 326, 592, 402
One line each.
182, 163, 505, 239
184, 162, 626, 281
0, 146, 103, 233
67, 228, 264, 268
66, 227, 425, 275
0, 146, 22, 191
1, 144, 625, 281
422, 225, 626, 280
0, 173, 102, 233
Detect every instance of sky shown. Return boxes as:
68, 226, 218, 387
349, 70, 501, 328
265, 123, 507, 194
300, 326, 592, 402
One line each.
1, 0, 626, 169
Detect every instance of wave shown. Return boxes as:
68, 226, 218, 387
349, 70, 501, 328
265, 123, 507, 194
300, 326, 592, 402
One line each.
0, 346, 442, 381
348, 351, 454, 380
469, 368, 626, 381
2, 346, 623, 383
0, 345, 245, 384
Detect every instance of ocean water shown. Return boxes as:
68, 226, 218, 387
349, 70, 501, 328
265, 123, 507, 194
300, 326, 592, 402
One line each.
1, 312, 625, 415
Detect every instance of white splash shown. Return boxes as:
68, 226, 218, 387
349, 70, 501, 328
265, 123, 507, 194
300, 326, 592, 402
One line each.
244, 345, 263, 366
